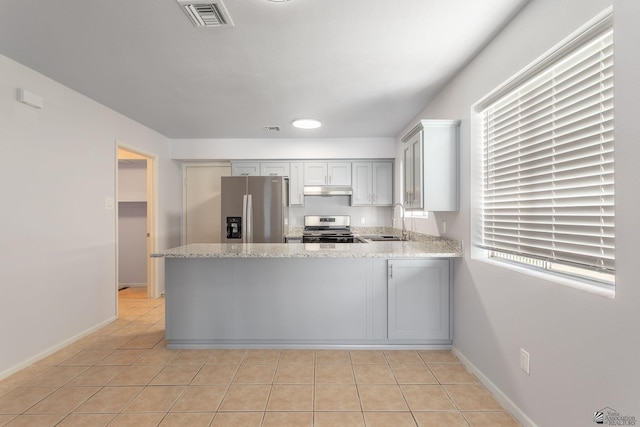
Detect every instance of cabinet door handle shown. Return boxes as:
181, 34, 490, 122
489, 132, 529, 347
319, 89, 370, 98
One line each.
389, 264, 393, 278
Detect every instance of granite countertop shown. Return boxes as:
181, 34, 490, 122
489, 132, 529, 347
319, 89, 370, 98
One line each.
152, 237, 463, 259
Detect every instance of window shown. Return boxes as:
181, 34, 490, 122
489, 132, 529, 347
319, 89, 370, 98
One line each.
474, 11, 614, 291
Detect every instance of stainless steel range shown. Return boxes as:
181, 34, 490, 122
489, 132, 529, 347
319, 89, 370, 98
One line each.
302, 215, 358, 243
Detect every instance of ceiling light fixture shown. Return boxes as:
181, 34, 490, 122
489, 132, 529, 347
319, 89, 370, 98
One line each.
292, 119, 322, 129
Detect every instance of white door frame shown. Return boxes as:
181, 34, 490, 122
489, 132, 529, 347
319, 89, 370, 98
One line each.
115, 143, 159, 302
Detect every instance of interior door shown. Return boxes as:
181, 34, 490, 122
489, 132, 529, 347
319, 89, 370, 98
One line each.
185, 163, 231, 244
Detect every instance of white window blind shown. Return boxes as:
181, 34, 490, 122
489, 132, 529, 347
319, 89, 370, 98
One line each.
479, 27, 614, 287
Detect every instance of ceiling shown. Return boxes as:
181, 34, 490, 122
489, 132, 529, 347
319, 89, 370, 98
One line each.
0, 0, 528, 139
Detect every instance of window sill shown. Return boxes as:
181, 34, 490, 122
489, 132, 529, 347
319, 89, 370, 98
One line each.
472, 250, 615, 299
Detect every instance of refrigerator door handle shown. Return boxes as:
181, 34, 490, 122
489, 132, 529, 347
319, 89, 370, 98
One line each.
246, 194, 253, 243
242, 195, 248, 243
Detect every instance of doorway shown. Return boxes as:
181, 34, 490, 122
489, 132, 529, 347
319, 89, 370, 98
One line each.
116, 146, 157, 305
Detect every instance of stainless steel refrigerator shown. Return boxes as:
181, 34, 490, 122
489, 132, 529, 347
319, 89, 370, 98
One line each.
220, 176, 288, 243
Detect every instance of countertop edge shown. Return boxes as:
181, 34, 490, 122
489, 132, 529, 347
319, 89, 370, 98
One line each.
152, 239, 463, 259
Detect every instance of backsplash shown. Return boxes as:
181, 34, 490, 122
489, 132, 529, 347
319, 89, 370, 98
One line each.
289, 195, 393, 227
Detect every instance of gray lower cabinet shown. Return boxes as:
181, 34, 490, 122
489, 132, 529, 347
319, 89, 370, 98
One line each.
387, 259, 451, 342
165, 257, 450, 347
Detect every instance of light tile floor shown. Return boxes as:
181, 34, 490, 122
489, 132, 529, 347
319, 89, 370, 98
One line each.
0, 288, 521, 426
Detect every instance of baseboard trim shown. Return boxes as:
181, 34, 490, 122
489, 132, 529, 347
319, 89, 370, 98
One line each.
0, 316, 117, 381
452, 346, 538, 427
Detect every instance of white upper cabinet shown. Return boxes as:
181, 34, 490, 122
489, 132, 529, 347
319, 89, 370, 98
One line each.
372, 161, 393, 206
289, 162, 304, 206
327, 162, 351, 185
402, 120, 460, 211
351, 161, 393, 206
304, 162, 351, 186
351, 162, 372, 205
231, 162, 260, 176
232, 162, 292, 177
229, 160, 392, 207
403, 133, 423, 210
260, 162, 290, 177
303, 162, 328, 185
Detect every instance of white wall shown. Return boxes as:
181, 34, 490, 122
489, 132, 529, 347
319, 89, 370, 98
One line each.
401, 0, 639, 424
172, 137, 396, 160
0, 54, 182, 377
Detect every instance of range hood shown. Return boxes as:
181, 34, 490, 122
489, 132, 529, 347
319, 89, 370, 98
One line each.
303, 186, 353, 196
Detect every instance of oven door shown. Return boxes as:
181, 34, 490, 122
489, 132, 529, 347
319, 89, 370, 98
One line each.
302, 235, 358, 243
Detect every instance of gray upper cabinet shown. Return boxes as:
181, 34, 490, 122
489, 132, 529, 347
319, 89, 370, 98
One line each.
352, 161, 393, 206
402, 120, 460, 211
304, 162, 351, 186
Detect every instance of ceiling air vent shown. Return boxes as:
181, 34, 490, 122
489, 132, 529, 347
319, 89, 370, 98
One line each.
263, 126, 281, 132
177, 1, 234, 27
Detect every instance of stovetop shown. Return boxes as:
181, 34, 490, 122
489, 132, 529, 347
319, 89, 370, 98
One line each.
303, 215, 353, 237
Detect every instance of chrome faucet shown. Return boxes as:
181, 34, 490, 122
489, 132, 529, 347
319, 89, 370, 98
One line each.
392, 203, 409, 241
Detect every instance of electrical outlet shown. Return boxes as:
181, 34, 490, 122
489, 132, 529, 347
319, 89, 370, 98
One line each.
443, 221, 447, 234
520, 348, 530, 374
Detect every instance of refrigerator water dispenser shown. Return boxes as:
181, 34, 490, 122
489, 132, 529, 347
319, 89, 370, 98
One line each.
226, 217, 242, 239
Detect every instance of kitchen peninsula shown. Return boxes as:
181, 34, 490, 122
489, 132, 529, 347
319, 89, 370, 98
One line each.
153, 238, 462, 349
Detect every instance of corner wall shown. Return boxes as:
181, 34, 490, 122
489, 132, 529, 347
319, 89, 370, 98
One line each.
401, 0, 639, 424
0, 54, 182, 377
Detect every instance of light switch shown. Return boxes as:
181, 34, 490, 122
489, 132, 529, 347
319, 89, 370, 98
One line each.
105, 197, 114, 210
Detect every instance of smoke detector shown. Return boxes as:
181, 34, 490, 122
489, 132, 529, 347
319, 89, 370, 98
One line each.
177, 1, 234, 27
